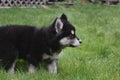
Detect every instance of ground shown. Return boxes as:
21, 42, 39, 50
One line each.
0, 2, 120, 80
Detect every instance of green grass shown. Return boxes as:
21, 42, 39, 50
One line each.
0, 3, 120, 80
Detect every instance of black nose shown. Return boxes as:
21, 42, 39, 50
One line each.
80, 41, 82, 44
77, 37, 82, 44
79, 40, 82, 44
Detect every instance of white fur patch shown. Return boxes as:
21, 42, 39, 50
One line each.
7, 60, 16, 74
42, 53, 59, 60
47, 60, 57, 74
42, 54, 50, 59
60, 37, 71, 46
28, 64, 37, 74
71, 30, 74, 35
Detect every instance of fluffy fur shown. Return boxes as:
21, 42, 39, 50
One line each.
0, 14, 82, 74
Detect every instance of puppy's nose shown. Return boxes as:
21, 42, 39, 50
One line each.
77, 37, 82, 44
80, 41, 82, 44
79, 40, 82, 44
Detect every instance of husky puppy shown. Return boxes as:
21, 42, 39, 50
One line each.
0, 14, 82, 74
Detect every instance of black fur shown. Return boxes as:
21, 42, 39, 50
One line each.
0, 14, 80, 73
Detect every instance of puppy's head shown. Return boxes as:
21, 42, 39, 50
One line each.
53, 14, 82, 47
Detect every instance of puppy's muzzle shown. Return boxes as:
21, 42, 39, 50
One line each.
70, 38, 82, 47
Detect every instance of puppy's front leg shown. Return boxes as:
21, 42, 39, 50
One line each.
47, 60, 58, 74
28, 64, 37, 74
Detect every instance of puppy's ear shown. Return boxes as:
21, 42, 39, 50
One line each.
55, 18, 63, 33
60, 14, 67, 20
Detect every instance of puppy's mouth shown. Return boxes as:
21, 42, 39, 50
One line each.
69, 45, 77, 47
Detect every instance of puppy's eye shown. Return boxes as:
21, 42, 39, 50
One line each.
69, 35, 74, 39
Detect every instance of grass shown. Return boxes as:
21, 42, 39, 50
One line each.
0, 3, 120, 80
